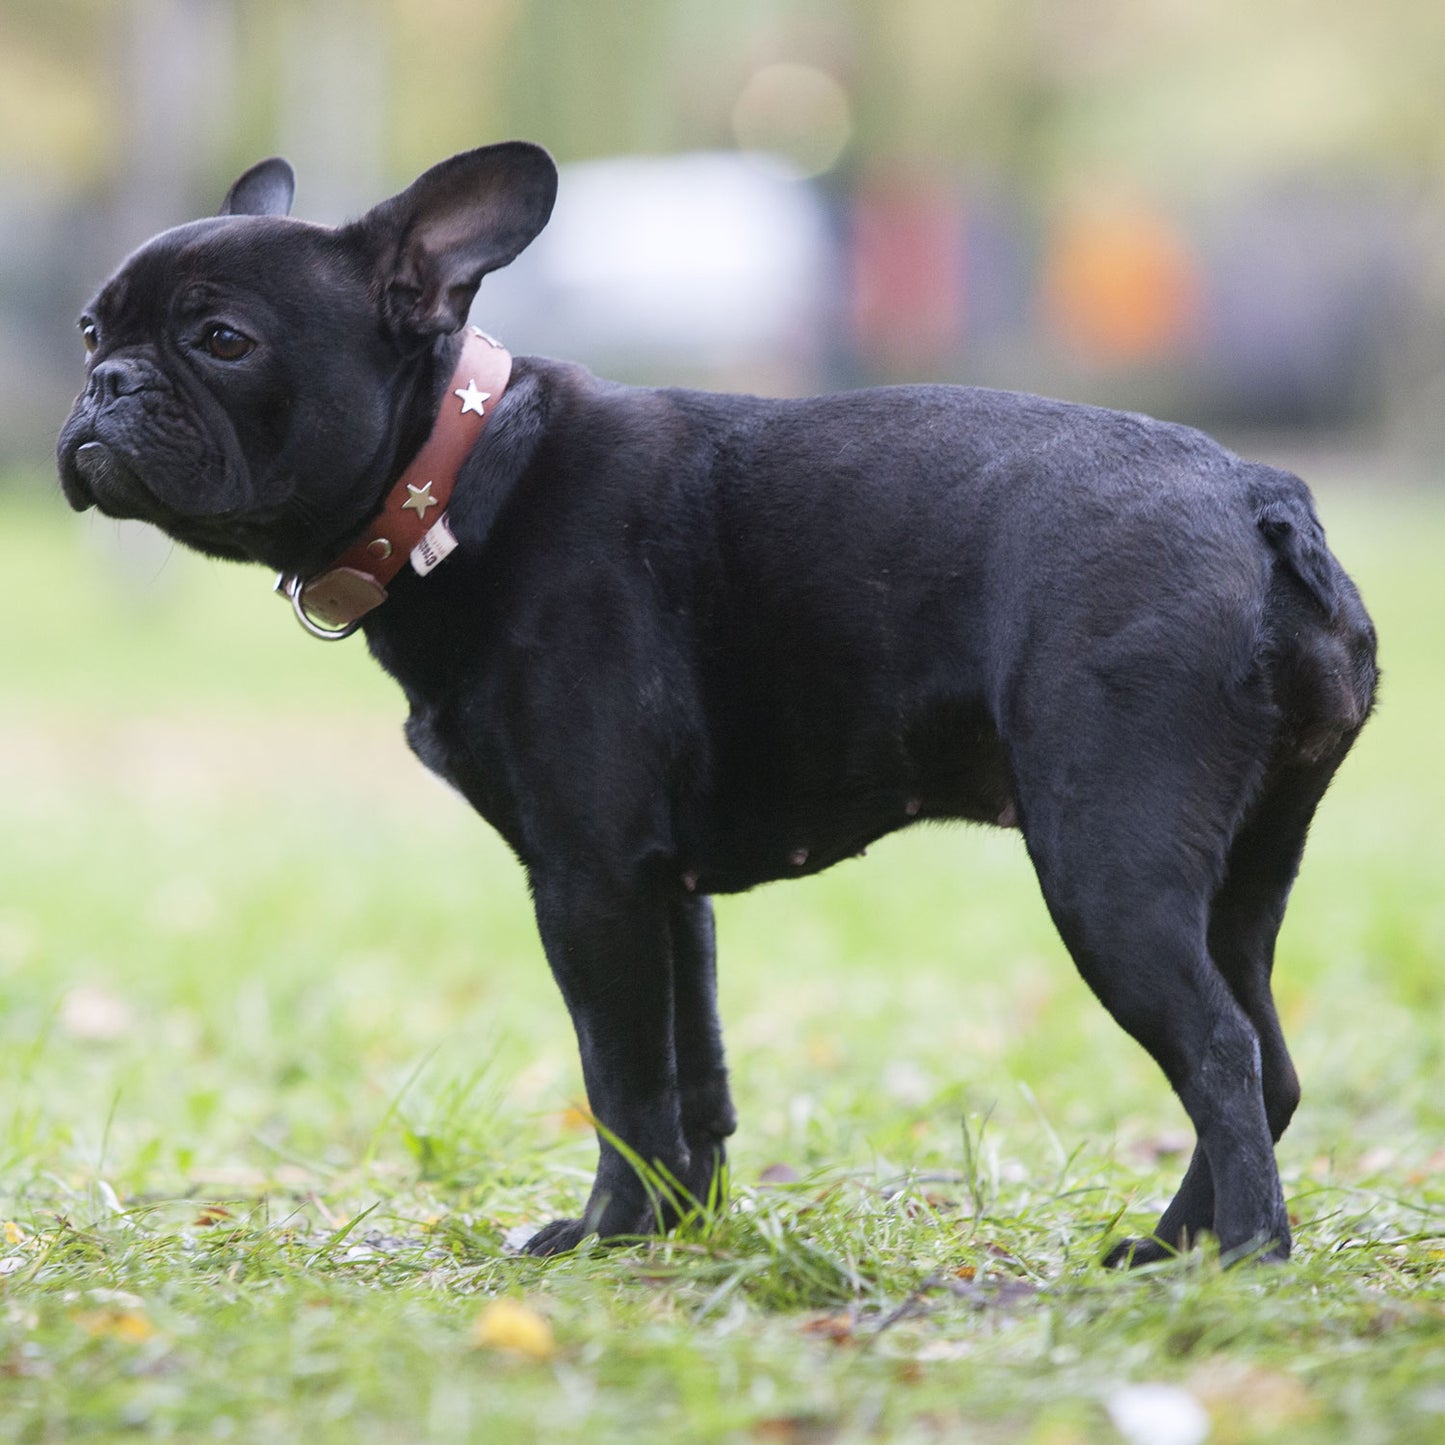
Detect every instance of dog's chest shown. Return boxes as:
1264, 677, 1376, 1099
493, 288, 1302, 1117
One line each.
403, 708, 456, 791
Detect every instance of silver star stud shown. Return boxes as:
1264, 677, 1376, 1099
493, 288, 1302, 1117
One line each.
454, 379, 490, 416
403, 481, 438, 518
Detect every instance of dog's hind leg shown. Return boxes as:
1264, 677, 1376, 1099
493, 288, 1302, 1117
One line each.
1101, 752, 1353, 1265
1209, 771, 1329, 1130
1029, 822, 1289, 1262
670, 894, 738, 1210
1099, 570, 1374, 1266
1010, 682, 1293, 1265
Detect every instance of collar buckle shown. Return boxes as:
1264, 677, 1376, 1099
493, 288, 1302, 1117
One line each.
275, 570, 380, 640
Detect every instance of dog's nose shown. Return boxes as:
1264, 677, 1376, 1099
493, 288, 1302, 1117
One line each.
86, 357, 146, 407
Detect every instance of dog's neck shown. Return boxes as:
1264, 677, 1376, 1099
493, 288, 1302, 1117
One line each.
278, 328, 511, 639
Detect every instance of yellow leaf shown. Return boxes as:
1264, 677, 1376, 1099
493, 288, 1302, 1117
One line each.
74, 1308, 155, 1343
805, 1037, 840, 1068
469, 1299, 555, 1360
3, 1221, 24, 1245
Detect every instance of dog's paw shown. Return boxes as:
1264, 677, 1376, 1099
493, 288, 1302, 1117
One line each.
1105, 1227, 1290, 1269
1103, 1235, 1180, 1269
522, 1208, 661, 1256
680, 1133, 730, 1209
521, 1217, 595, 1257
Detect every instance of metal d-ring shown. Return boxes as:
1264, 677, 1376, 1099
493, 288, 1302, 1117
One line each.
274, 572, 362, 642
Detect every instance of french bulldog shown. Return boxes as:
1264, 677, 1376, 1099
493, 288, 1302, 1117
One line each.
57, 142, 1377, 1263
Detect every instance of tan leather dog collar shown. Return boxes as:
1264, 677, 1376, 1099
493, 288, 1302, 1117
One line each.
277, 327, 511, 639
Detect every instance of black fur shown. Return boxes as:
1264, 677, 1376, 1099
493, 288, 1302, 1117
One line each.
57, 144, 1377, 1264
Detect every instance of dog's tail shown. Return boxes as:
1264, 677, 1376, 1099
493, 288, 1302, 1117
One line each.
1246, 466, 1340, 621
1244, 464, 1377, 766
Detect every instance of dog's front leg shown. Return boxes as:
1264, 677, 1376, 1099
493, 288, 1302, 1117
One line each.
524, 871, 691, 1256
670, 894, 737, 1205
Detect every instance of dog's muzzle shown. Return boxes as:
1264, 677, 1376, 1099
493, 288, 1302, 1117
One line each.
66, 440, 144, 516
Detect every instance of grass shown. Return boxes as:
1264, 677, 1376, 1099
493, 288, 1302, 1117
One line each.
1, 469, 1442, 1442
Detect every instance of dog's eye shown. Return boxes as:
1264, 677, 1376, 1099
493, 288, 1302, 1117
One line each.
202, 323, 254, 362
80, 320, 99, 355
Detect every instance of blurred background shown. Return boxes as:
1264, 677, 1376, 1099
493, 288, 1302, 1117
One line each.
5, 0, 1445, 475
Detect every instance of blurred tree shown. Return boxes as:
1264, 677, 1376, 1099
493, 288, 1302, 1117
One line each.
850, 0, 1052, 175
377, 0, 520, 176
0, 0, 111, 183
6, 0, 1445, 196
502, 0, 681, 160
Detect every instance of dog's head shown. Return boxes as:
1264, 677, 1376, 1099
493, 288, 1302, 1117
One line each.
57, 142, 556, 573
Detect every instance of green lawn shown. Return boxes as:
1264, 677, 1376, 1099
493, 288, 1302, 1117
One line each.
1, 474, 1442, 1443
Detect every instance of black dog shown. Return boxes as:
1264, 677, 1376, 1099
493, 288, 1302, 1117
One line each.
58, 142, 1377, 1264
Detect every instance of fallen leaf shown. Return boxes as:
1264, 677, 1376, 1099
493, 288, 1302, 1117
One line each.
752, 1415, 838, 1443
3, 1223, 23, 1246
805, 1037, 840, 1068
984, 1279, 1038, 1305
798, 1313, 854, 1345
192, 1206, 233, 1227
759, 1163, 801, 1185
1191, 1362, 1317, 1427
73, 1308, 155, 1344
469, 1298, 555, 1360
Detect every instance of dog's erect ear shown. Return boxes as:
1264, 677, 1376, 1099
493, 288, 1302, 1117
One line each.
219, 157, 296, 218
349, 141, 558, 344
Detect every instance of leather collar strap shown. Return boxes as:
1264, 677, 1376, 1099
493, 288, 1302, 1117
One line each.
283, 328, 511, 638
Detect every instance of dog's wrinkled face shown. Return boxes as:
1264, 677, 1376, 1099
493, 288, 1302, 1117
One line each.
58, 143, 557, 575
59, 213, 395, 568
